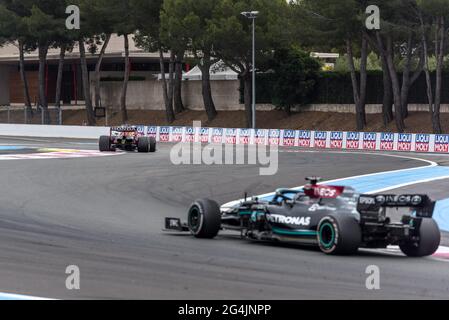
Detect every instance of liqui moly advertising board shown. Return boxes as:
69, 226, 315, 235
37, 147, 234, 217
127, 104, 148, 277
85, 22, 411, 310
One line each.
314, 131, 327, 148
397, 133, 412, 152
363, 132, 377, 150
346, 132, 360, 149
224, 128, 237, 144
298, 131, 311, 147
380, 133, 395, 151
330, 132, 343, 149
238, 128, 251, 145
211, 128, 224, 144
282, 130, 296, 147
147, 126, 158, 138
415, 134, 430, 152
184, 127, 196, 143
171, 127, 183, 142
159, 126, 171, 142
199, 127, 210, 143
254, 129, 267, 145
434, 134, 449, 153
268, 129, 281, 146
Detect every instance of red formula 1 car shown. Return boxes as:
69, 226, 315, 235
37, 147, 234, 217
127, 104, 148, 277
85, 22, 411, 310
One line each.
99, 126, 156, 153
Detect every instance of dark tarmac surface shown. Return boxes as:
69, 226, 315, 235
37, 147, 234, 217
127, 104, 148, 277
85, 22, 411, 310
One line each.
0, 136, 448, 299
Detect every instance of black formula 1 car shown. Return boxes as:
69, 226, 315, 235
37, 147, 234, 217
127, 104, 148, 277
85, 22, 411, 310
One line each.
164, 178, 441, 256
99, 126, 156, 153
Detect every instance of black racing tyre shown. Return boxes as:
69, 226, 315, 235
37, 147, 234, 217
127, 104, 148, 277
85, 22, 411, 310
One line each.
400, 218, 441, 257
149, 137, 157, 153
187, 199, 221, 239
137, 137, 150, 153
99, 136, 112, 152
317, 215, 361, 255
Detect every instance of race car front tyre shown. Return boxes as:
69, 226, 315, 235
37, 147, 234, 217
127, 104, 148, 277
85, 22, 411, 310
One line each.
149, 137, 157, 153
399, 218, 441, 257
99, 136, 112, 152
188, 199, 221, 239
317, 215, 361, 255
137, 137, 150, 153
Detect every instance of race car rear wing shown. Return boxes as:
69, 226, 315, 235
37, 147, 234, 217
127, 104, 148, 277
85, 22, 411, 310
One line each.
357, 194, 436, 218
111, 126, 138, 133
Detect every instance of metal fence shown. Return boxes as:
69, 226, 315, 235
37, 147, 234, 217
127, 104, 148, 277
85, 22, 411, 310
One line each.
0, 105, 64, 125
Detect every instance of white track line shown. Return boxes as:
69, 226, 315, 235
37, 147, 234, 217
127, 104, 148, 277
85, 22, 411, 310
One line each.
0, 292, 54, 300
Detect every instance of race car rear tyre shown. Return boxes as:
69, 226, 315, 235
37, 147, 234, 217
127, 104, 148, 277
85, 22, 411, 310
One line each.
399, 218, 441, 257
99, 136, 112, 152
137, 137, 150, 153
149, 137, 157, 153
317, 215, 361, 255
188, 199, 221, 239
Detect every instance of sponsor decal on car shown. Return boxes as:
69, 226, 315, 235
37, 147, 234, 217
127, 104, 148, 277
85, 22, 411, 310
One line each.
435, 134, 449, 153
415, 134, 430, 152
363, 132, 377, 150
380, 133, 394, 151
330, 132, 343, 149
374, 194, 424, 206
267, 214, 311, 226
397, 133, 412, 151
298, 131, 311, 147
314, 131, 327, 148
282, 130, 296, 147
358, 195, 376, 205
306, 185, 345, 198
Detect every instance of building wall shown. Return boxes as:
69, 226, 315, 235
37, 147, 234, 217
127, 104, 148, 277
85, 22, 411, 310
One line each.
0, 66, 12, 105
94, 76, 243, 111
9, 70, 39, 104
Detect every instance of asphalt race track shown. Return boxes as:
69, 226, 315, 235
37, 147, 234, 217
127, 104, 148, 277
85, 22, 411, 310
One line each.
0, 136, 449, 299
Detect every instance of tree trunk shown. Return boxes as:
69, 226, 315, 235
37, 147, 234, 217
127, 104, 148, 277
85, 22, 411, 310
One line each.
346, 38, 364, 130
159, 48, 175, 123
55, 44, 66, 124
401, 33, 413, 119
79, 38, 96, 126
38, 44, 50, 124
433, 16, 444, 134
369, 32, 393, 126
379, 49, 393, 126
168, 50, 175, 117
120, 34, 130, 123
19, 40, 32, 122
359, 35, 368, 127
384, 34, 405, 132
419, 11, 436, 133
199, 53, 218, 121
55, 45, 66, 109
243, 71, 252, 128
174, 50, 185, 114
94, 33, 111, 109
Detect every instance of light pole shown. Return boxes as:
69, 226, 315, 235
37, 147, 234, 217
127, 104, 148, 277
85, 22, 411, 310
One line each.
241, 11, 258, 129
